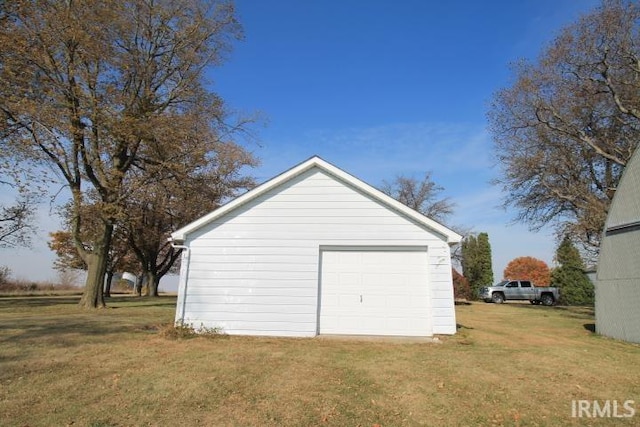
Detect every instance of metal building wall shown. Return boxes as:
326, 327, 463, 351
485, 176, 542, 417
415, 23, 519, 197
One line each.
596, 147, 640, 343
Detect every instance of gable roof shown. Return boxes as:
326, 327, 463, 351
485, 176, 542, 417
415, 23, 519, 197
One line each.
603, 144, 640, 235
170, 156, 463, 244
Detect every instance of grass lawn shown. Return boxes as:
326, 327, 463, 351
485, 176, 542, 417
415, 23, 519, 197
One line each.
1, 296, 639, 426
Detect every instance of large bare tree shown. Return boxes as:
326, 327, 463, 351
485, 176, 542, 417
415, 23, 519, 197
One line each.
488, 0, 640, 256
381, 172, 454, 224
123, 142, 256, 297
0, 0, 246, 307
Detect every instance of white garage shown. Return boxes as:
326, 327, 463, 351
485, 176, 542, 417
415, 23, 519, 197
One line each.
170, 156, 462, 338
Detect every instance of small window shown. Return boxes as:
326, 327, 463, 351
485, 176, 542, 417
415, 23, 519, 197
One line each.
506, 282, 518, 288
521, 281, 532, 288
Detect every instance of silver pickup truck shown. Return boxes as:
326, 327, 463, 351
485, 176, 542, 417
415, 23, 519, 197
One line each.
479, 280, 559, 306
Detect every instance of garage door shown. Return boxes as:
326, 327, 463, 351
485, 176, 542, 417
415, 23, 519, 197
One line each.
319, 248, 431, 336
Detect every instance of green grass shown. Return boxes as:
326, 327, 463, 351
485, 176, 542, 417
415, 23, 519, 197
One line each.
1, 296, 639, 426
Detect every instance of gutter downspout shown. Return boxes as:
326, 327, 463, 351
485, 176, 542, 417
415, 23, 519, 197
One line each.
170, 238, 190, 325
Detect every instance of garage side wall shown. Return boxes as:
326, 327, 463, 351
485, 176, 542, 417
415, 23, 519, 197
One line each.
175, 168, 456, 337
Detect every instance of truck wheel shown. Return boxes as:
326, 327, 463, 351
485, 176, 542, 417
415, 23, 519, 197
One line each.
492, 293, 505, 304
541, 294, 554, 306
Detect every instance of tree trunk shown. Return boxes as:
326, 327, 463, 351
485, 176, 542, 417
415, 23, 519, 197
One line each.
79, 253, 107, 308
78, 222, 113, 309
104, 270, 114, 298
145, 270, 160, 297
135, 275, 143, 296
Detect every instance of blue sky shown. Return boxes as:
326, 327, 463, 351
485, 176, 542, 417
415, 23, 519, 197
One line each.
2, 0, 600, 285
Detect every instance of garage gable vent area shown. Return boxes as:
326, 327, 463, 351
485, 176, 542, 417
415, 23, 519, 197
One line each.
170, 156, 462, 338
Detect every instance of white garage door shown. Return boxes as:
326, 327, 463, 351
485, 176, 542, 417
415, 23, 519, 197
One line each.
319, 248, 431, 336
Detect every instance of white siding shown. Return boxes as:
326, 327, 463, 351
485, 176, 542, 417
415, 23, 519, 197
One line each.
176, 168, 456, 337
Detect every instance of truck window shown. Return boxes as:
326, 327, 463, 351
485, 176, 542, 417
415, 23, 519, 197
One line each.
521, 281, 532, 288
506, 282, 518, 288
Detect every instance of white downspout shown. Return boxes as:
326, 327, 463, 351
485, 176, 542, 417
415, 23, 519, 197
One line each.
170, 238, 190, 324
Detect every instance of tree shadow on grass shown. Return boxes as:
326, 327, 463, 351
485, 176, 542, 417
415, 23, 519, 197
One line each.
0, 296, 81, 308
0, 296, 175, 348
506, 303, 594, 317
0, 316, 136, 348
0, 295, 176, 310
111, 298, 176, 309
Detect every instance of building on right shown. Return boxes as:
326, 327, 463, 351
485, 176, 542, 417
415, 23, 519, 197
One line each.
596, 146, 640, 343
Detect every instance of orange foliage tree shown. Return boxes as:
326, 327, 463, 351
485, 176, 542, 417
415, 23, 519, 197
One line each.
503, 256, 551, 286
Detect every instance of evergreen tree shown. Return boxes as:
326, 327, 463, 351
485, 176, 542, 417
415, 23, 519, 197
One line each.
461, 232, 494, 299
461, 235, 477, 295
551, 237, 594, 305
476, 233, 494, 287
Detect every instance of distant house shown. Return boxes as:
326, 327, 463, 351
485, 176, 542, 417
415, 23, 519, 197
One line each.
170, 156, 462, 338
596, 147, 640, 343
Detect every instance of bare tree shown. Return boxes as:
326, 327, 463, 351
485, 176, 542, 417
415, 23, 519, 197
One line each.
0, 195, 33, 248
123, 142, 257, 297
1, 139, 38, 248
0, 172, 36, 248
488, 0, 640, 256
381, 172, 454, 224
0, 1, 247, 307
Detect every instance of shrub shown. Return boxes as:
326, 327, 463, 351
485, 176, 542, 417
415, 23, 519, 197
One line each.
452, 268, 473, 300
158, 321, 224, 340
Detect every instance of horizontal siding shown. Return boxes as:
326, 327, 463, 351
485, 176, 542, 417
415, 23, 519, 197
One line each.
187, 230, 433, 241
189, 262, 317, 273
185, 286, 318, 298
186, 302, 315, 314
187, 271, 316, 281
597, 230, 640, 280
178, 168, 455, 337
596, 279, 640, 343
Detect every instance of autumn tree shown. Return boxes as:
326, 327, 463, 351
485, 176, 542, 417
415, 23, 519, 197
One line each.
0, 0, 247, 308
381, 172, 454, 223
551, 237, 594, 305
488, 0, 640, 258
503, 256, 551, 286
461, 232, 494, 298
48, 231, 86, 272
48, 203, 138, 297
